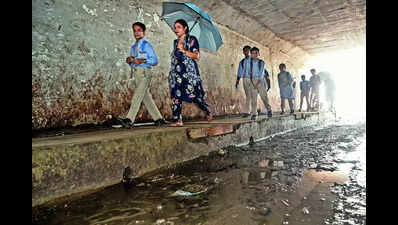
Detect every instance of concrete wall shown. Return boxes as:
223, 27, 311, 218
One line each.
32, 0, 308, 130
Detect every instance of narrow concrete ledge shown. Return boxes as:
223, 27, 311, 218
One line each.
32, 112, 332, 207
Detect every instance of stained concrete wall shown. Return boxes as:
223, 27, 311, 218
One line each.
32, 0, 308, 130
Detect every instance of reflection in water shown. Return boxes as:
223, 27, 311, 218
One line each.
32, 120, 366, 225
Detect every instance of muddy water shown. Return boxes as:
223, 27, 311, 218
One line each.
32, 118, 366, 225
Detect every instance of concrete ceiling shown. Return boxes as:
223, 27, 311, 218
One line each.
222, 0, 366, 55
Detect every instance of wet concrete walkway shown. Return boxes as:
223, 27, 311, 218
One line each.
32, 113, 319, 148
32, 112, 329, 207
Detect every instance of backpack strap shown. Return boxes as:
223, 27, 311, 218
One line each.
258, 59, 263, 72
240, 59, 245, 70
250, 58, 253, 79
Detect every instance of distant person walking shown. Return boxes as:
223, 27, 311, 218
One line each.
235, 45, 253, 118
118, 22, 166, 128
168, 19, 212, 127
309, 68, 321, 111
299, 75, 311, 112
323, 76, 336, 112
249, 47, 272, 119
277, 63, 295, 114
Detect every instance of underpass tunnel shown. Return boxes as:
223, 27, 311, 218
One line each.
32, 0, 366, 130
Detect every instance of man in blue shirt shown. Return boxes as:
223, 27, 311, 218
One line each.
277, 63, 295, 114
235, 45, 253, 118
299, 74, 311, 112
117, 22, 166, 128
249, 47, 272, 120
309, 68, 321, 111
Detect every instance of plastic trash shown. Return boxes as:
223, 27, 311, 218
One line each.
170, 189, 207, 197
302, 207, 309, 214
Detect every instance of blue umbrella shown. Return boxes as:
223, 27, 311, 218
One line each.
161, 2, 223, 52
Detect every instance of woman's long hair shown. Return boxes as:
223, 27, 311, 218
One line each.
174, 19, 191, 50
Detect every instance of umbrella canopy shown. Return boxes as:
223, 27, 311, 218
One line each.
161, 2, 223, 52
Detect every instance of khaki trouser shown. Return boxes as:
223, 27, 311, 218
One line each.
310, 86, 320, 109
126, 67, 163, 123
242, 78, 258, 115
300, 91, 310, 111
257, 79, 272, 112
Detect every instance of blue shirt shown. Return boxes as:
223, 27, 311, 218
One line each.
278, 71, 295, 99
130, 38, 158, 69
250, 59, 265, 81
300, 80, 311, 93
237, 57, 251, 78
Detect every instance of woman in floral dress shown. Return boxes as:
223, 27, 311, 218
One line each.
168, 19, 213, 126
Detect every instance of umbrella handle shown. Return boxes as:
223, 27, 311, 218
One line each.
189, 17, 200, 33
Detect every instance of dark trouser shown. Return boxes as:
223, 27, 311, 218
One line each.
172, 98, 211, 122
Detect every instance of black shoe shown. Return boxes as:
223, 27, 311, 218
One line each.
298, 109, 301, 112
257, 109, 261, 115
251, 115, 257, 120
154, 118, 167, 126
280, 111, 285, 115
242, 113, 250, 118
290, 110, 294, 114
116, 117, 134, 129
267, 111, 272, 118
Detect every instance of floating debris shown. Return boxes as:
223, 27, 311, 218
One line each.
218, 149, 225, 156
246, 206, 256, 211
259, 159, 269, 168
155, 219, 165, 224
281, 200, 290, 207
302, 207, 310, 214
257, 207, 271, 216
169, 184, 208, 196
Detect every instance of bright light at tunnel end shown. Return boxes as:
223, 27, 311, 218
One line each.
301, 47, 366, 122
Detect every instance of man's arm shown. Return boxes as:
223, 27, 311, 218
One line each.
287, 72, 294, 86
236, 61, 243, 88
126, 45, 135, 65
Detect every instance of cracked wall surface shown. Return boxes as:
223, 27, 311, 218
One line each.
32, 0, 312, 130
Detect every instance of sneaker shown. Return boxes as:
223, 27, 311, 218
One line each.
251, 115, 257, 120
267, 111, 272, 118
242, 113, 250, 118
116, 117, 134, 129
169, 121, 184, 127
154, 118, 167, 126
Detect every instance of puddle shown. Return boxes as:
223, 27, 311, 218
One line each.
32, 120, 366, 225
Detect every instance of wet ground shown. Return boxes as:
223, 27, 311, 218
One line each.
32, 117, 366, 225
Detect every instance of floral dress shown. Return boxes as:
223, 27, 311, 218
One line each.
169, 35, 211, 121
